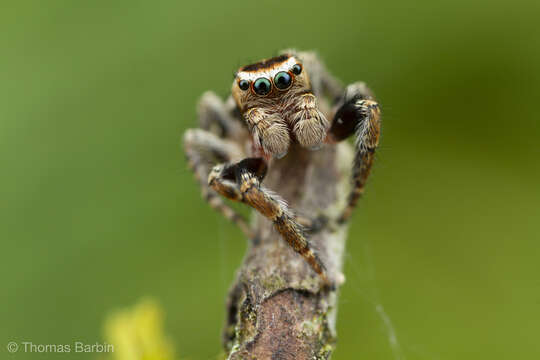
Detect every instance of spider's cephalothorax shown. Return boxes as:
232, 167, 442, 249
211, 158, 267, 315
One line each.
232, 54, 328, 159
184, 50, 381, 286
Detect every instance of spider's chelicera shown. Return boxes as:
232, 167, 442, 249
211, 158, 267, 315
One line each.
184, 50, 381, 286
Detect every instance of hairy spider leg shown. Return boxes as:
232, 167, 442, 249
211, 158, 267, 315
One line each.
184, 127, 253, 238
328, 83, 381, 223
208, 158, 329, 285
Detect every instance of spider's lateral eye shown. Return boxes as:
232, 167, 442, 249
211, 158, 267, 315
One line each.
274, 71, 292, 90
253, 77, 272, 96
292, 64, 302, 75
238, 80, 250, 91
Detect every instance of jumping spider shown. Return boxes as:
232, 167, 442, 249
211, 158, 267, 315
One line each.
184, 50, 381, 285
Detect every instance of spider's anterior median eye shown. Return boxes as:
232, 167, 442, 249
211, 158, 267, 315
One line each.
291, 64, 302, 75
274, 71, 292, 90
238, 80, 250, 91
253, 77, 272, 95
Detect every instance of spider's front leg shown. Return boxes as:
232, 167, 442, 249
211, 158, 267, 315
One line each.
208, 158, 329, 284
328, 82, 382, 223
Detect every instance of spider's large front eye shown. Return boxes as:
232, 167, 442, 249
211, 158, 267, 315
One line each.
253, 77, 272, 95
274, 71, 292, 90
238, 80, 250, 91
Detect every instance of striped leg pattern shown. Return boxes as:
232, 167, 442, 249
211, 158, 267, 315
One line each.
208, 158, 329, 284
328, 82, 382, 223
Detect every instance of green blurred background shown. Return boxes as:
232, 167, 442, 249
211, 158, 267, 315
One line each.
2, 0, 539, 359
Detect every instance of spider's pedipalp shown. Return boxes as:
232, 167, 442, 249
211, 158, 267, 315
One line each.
291, 93, 329, 149
244, 107, 290, 158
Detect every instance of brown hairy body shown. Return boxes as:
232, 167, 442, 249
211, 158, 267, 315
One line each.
184, 49, 381, 287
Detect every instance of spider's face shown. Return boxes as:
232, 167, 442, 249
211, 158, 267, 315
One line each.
231, 54, 327, 158
232, 54, 310, 113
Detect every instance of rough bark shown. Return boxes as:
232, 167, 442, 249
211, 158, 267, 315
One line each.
223, 141, 353, 359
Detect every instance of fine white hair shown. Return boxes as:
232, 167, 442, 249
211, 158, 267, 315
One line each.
236, 57, 298, 82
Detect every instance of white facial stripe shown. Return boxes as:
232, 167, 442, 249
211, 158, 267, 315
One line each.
237, 57, 298, 82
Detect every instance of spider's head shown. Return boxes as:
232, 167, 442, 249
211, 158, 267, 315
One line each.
232, 54, 309, 109
232, 54, 326, 158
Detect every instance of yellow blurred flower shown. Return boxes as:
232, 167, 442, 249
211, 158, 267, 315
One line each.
103, 298, 176, 360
